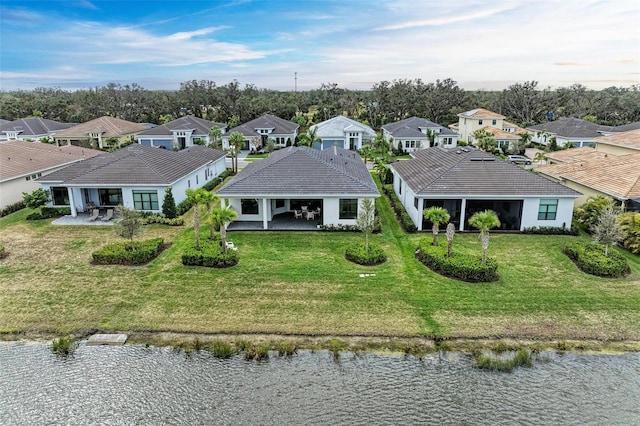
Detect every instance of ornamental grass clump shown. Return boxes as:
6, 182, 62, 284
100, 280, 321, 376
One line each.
51, 336, 78, 356
209, 340, 234, 358
474, 348, 533, 372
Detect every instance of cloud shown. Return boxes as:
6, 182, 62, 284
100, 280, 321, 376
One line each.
167, 27, 228, 41
72, 0, 99, 10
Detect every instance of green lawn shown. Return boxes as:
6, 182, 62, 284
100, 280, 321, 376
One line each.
1, 189, 639, 341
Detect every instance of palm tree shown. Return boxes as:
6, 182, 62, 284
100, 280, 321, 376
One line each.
533, 151, 547, 164
228, 131, 245, 173
208, 126, 222, 149
468, 210, 501, 264
445, 223, 456, 257
299, 128, 321, 149
359, 144, 374, 164
185, 188, 211, 250
423, 206, 451, 246
199, 191, 219, 240
211, 205, 238, 254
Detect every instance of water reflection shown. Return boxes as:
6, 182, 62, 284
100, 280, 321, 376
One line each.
1, 341, 639, 425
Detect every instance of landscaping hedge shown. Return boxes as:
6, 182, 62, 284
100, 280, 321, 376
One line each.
26, 207, 71, 220
416, 240, 499, 282
345, 242, 387, 266
563, 242, 629, 278
182, 239, 239, 268
382, 184, 417, 233
0, 201, 25, 218
140, 214, 184, 226
522, 225, 579, 236
92, 238, 165, 265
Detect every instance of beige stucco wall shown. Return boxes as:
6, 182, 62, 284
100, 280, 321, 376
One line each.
595, 143, 638, 156
457, 117, 504, 142
0, 164, 73, 209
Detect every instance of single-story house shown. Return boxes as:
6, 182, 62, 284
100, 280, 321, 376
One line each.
309, 115, 376, 151
526, 118, 640, 148
36, 144, 227, 217
54, 116, 150, 149
216, 146, 379, 229
381, 116, 457, 152
137, 115, 227, 150
537, 150, 640, 211
222, 114, 299, 151
0, 118, 75, 142
593, 128, 640, 156
0, 140, 102, 209
390, 147, 582, 231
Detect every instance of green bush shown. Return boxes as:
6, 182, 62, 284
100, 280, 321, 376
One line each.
574, 196, 618, 232
382, 184, 417, 233
182, 239, 238, 268
202, 168, 233, 191
0, 244, 6, 259
522, 226, 579, 236
0, 201, 25, 217
51, 336, 78, 356
619, 212, 640, 254
416, 240, 499, 282
563, 242, 629, 278
92, 238, 165, 265
345, 242, 387, 265
321, 220, 381, 233
140, 214, 184, 226
25, 207, 71, 220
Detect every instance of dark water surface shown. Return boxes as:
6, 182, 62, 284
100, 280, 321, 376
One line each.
1, 341, 639, 425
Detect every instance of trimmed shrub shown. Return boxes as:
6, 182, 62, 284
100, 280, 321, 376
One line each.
321, 220, 381, 233
182, 239, 238, 268
382, 184, 417, 233
522, 225, 579, 236
416, 240, 499, 282
92, 238, 165, 265
563, 242, 629, 278
345, 242, 387, 266
202, 168, 233, 191
0, 244, 6, 259
619, 212, 640, 255
140, 214, 184, 226
26, 207, 71, 220
0, 201, 25, 217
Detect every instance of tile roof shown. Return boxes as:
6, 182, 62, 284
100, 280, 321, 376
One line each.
223, 114, 298, 137
458, 108, 505, 120
0, 140, 102, 182
54, 116, 150, 139
611, 122, 640, 132
390, 147, 580, 197
480, 126, 521, 140
594, 128, 640, 151
36, 144, 226, 186
0, 118, 75, 137
537, 152, 640, 200
381, 116, 457, 138
310, 115, 376, 138
217, 146, 379, 197
544, 147, 609, 163
502, 121, 529, 134
527, 118, 613, 138
139, 115, 226, 137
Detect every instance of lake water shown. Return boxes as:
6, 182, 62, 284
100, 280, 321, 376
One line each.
1, 341, 639, 425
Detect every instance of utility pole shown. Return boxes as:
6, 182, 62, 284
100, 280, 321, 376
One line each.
294, 72, 297, 93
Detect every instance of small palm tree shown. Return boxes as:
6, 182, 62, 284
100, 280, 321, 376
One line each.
211, 205, 238, 254
468, 210, 501, 264
185, 188, 211, 250
208, 126, 222, 149
359, 144, 374, 164
423, 206, 451, 246
299, 128, 321, 149
533, 151, 547, 164
198, 191, 219, 240
228, 132, 245, 173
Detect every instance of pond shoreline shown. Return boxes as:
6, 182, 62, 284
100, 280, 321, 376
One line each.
3, 331, 640, 354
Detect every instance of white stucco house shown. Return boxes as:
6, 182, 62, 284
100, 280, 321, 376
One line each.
137, 115, 227, 150
0, 118, 75, 142
389, 147, 581, 231
309, 115, 376, 151
217, 146, 379, 230
36, 144, 227, 217
222, 114, 299, 151
381, 116, 457, 152
527, 118, 640, 148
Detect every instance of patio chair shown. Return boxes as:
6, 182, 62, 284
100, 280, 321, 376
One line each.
314, 207, 321, 216
293, 210, 303, 219
306, 211, 315, 221
101, 208, 114, 222
225, 241, 238, 251
88, 209, 100, 221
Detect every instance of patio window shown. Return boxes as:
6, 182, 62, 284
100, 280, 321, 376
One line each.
51, 187, 69, 206
339, 199, 358, 220
133, 190, 159, 211
275, 199, 285, 208
98, 188, 123, 206
241, 199, 259, 215
538, 199, 558, 220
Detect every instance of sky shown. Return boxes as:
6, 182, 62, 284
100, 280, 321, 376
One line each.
1, 0, 639, 92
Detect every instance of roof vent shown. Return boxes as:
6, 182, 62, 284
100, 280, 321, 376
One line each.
470, 157, 495, 162
461, 148, 469, 152
456, 150, 462, 154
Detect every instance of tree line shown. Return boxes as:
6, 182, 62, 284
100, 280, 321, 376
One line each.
1, 79, 639, 129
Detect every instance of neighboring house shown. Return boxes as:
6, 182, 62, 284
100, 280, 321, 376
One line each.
36, 144, 227, 217
309, 115, 376, 151
222, 114, 299, 151
217, 146, 379, 229
537, 149, 640, 211
478, 126, 522, 153
0, 140, 102, 209
454, 108, 506, 143
137, 115, 226, 150
54, 116, 150, 149
381, 116, 457, 152
389, 147, 581, 232
0, 118, 75, 142
593, 128, 640, 156
526, 118, 640, 148
544, 147, 610, 165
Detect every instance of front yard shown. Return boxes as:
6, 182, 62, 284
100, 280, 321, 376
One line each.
1, 193, 639, 341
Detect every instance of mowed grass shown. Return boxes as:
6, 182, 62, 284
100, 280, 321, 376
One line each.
1, 191, 639, 340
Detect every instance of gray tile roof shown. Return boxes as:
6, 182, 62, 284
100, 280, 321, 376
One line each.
381, 116, 457, 138
390, 147, 581, 197
223, 114, 299, 137
138, 115, 226, 136
0, 118, 75, 136
37, 144, 226, 186
310, 115, 376, 138
217, 146, 379, 197
611, 122, 640, 132
527, 118, 613, 138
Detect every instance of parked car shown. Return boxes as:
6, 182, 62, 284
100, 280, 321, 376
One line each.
507, 155, 532, 165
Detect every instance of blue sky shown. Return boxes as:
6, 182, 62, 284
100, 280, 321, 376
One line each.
1, 0, 639, 91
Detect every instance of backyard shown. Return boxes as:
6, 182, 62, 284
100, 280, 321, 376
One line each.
1, 190, 639, 343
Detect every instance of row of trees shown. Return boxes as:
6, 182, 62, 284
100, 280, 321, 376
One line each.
2, 80, 639, 130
